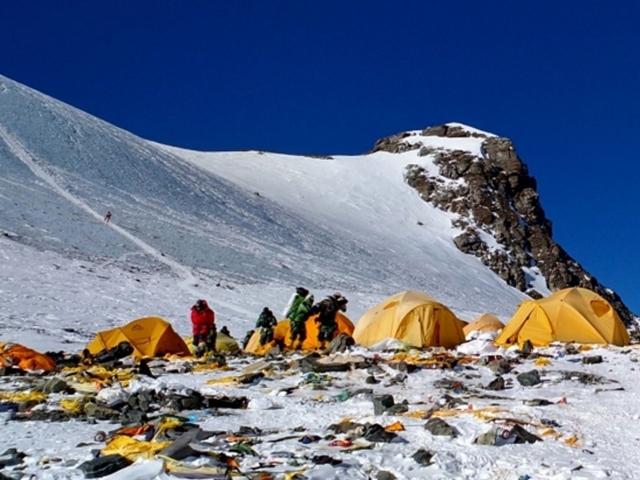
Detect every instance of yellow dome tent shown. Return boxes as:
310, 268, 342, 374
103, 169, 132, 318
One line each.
245, 312, 354, 354
495, 287, 630, 347
215, 332, 240, 354
87, 317, 190, 358
184, 332, 241, 354
354, 291, 465, 348
463, 313, 504, 337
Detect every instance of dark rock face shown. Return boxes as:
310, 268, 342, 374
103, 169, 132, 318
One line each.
373, 132, 421, 154
381, 124, 634, 325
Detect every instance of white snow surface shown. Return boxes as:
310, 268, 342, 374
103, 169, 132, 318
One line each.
0, 72, 527, 351
2, 74, 632, 479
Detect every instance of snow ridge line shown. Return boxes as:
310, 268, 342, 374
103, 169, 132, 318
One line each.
0, 124, 200, 297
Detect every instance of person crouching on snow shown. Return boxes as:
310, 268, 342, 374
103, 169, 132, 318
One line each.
312, 293, 348, 348
191, 299, 216, 356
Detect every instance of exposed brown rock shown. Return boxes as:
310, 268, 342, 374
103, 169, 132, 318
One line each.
398, 124, 634, 324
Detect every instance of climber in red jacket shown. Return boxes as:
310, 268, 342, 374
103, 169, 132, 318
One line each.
191, 299, 216, 355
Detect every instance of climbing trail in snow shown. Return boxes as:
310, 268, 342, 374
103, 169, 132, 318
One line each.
0, 124, 201, 298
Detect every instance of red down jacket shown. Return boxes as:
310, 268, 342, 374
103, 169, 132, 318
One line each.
191, 301, 215, 336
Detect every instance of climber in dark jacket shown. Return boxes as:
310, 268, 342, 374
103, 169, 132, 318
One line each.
311, 293, 348, 347
256, 307, 278, 345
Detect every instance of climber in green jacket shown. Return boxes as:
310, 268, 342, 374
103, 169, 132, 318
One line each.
285, 287, 314, 348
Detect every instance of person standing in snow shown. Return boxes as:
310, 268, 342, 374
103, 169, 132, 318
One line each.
255, 307, 278, 346
286, 287, 314, 348
104, 211, 112, 223
191, 299, 216, 356
311, 293, 348, 348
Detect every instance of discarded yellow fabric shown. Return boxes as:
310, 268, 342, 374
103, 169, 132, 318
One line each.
0, 390, 47, 403
191, 363, 225, 373
563, 434, 579, 446
534, 357, 552, 367
206, 375, 238, 385
156, 417, 183, 436
59, 398, 85, 414
539, 427, 561, 439
102, 435, 170, 461
384, 421, 405, 432
163, 457, 228, 475
402, 410, 428, 419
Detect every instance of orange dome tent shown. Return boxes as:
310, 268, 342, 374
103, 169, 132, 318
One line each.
0, 343, 56, 372
245, 312, 354, 354
495, 287, 629, 347
463, 313, 504, 337
86, 317, 190, 358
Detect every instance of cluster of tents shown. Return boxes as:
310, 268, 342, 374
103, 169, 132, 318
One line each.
4, 287, 627, 372
245, 286, 630, 354
91, 286, 631, 359
243, 286, 629, 355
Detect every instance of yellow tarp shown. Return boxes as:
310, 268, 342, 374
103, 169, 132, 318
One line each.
0, 390, 47, 403
102, 435, 170, 461
354, 291, 465, 349
86, 316, 189, 359
495, 287, 629, 347
59, 398, 86, 414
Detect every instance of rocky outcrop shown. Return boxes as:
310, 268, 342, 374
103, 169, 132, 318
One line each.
384, 124, 634, 324
372, 132, 421, 154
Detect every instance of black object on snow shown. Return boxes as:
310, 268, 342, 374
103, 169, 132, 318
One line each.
372, 394, 395, 415
412, 448, 434, 465
485, 375, 506, 390
78, 454, 132, 478
424, 417, 459, 437
517, 369, 541, 386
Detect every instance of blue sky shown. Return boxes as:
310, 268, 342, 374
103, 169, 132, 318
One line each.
2, 1, 639, 310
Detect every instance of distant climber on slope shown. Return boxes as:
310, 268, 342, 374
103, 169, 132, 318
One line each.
285, 287, 314, 349
311, 292, 348, 348
256, 307, 277, 346
191, 299, 216, 356
104, 211, 112, 223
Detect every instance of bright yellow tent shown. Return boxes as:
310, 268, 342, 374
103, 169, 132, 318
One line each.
245, 312, 354, 354
354, 291, 465, 348
184, 332, 241, 354
87, 317, 190, 358
215, 332, 240, 354
495, 287, 629, 347
463, 313, 504, 337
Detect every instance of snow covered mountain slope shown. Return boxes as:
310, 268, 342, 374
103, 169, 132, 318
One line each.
5, 72, 628, 351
